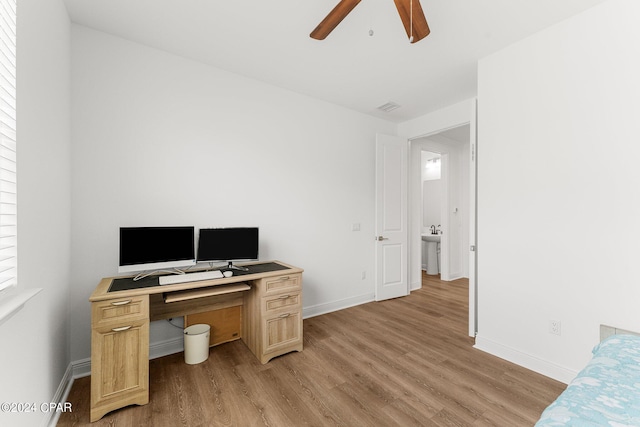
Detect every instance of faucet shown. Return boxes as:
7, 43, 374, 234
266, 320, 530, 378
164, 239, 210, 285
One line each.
430, 225, 436, 235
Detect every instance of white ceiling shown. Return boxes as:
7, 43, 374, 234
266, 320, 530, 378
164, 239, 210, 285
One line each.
62, 0, 607, 122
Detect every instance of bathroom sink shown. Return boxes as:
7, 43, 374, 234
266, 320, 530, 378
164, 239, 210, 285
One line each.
421, 234, 441, 242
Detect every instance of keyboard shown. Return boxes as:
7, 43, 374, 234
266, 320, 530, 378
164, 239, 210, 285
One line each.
159, 270, 224, 285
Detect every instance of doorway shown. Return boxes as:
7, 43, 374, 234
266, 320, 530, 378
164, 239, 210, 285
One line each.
402, 99, 477, 337
421, 150, 444, 277
412, 125, 470, 282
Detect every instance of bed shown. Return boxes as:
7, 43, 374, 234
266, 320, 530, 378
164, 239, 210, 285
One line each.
535, 330, 640, 426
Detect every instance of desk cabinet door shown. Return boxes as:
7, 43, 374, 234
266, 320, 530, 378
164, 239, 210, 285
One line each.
262, 311, 302, 355
90, 319, 149, 421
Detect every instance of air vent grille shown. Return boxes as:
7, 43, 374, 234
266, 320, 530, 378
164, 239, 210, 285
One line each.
377, 101, 401, 113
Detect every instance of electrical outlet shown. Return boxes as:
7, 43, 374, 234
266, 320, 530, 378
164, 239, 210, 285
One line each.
361, 271, 366, 280
549, 320, 561, 336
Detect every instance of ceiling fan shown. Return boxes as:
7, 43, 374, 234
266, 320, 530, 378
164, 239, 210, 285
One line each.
310, 0, 430, 44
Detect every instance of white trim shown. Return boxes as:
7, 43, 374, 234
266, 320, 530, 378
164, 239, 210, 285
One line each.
474, 334, 577, 384
149, 336, 184, 360
44, 363, 74, 427
71, 357, 91, 379
468, 98, 478, 337
303, 293, 375, 319
0, 287, 41, 326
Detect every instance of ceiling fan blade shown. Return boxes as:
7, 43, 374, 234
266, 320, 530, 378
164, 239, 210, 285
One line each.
393, 0, 430, 43
310, 0, 362, 40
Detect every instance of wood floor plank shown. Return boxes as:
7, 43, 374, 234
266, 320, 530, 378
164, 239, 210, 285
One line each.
58, 274, 565, 426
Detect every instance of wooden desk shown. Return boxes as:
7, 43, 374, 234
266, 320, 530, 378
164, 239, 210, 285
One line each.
89, 260, 303, 422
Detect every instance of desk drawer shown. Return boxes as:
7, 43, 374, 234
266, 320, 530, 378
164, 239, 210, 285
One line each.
262, 292, 301, 314
92, 296, 149, 326
263, 274, 301, 295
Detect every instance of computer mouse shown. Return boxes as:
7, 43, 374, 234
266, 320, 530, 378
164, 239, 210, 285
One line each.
223, 271, 233, 278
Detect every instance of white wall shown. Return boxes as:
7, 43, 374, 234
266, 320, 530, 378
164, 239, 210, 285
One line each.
398, 100, 473, 141
0, 0, 71, 426
421, 151, 442, 233
476, 0, 640, 383
69, 25, 396, 362
422, 184, 441, 231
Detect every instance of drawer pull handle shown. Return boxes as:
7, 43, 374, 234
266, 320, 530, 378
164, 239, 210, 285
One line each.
111, 325, 132, 332
279, 276, 290, 281
279, 295, 290, 299
110, 300, 132, 306
279, 313, 291, 318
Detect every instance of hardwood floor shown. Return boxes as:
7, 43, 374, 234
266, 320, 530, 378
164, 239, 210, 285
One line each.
58, 274, 565, 426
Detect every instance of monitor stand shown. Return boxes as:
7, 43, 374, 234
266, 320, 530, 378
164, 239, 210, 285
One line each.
226, 261, 249, 272
133, 267, 186, 281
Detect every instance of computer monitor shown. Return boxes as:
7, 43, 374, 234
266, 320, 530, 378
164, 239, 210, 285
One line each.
119, 226, 196, 274
197, 227, 259, 270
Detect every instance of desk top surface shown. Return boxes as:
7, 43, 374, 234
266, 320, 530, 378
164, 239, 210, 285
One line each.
90, 260, 303, 302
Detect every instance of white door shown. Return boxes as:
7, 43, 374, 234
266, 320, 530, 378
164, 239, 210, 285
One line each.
375, 134, 408, 301
468, 101, 478, 337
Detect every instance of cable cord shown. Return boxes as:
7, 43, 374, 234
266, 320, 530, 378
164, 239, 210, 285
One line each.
166, 318, 184, 330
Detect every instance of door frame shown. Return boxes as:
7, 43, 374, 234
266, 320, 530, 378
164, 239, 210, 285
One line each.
404, 99, 478, 337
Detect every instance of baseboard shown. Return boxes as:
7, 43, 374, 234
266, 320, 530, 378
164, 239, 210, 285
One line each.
149, 336, 184, 359
303, 293, 375, 319
72, 357, 91, 379
474, 334, 577, 384
44, 363, 74, 427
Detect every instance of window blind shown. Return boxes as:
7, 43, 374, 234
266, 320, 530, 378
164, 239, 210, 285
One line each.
0, 0, 16, 295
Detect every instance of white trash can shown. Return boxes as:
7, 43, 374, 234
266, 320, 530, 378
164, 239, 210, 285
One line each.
184, 324, 210, 365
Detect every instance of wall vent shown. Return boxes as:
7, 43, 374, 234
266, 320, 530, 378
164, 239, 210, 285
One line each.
377, 101, 401, 113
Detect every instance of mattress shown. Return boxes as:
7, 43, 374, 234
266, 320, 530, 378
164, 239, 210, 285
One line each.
536, 334, 640, 426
